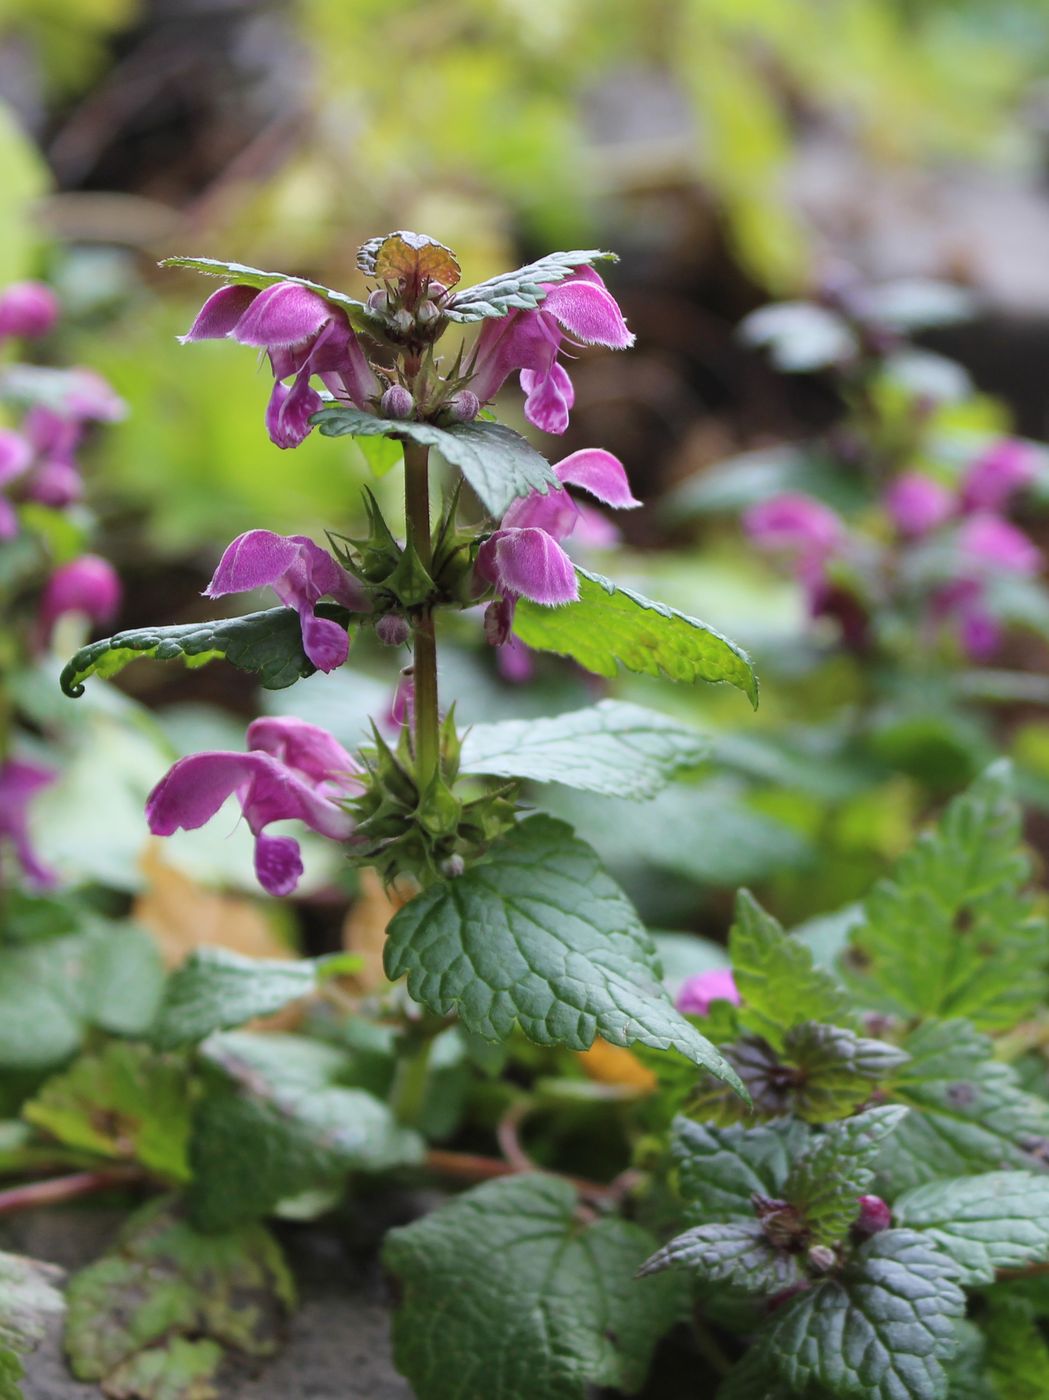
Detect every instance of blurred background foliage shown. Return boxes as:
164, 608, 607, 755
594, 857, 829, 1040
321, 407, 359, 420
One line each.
5, 0, 1049, 941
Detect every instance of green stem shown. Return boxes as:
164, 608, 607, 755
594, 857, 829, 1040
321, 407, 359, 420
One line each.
404, 438, 439, 793
391, 1033, 434, 1127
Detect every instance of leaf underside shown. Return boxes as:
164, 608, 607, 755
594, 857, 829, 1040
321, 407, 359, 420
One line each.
446, 250, 616, 322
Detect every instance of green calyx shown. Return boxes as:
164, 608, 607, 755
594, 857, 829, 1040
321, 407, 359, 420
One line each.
348, 712, 518, 887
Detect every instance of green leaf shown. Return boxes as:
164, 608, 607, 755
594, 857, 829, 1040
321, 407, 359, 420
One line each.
187, 1031, 423, 1231
159, 256, 382, 336
101, 1338, 223, 1400
60, 605, 351, 698
514, 567, 758, 704
459, 699, 708, 798
0, 922, 165, 1071
730, 890, 855, 1050
894, 1172, 1049, 1285
356, 230, 461, 287
846, 763, 1049, 1031
446, 249, 616, 322
0, 1253, 65, 1400
383, 1174, 685, 1400
64, 1197, 294, 1386
151, 949, 335, 1049
638, 1220, 805, 1295
314, 407, 560, 516
983, 1296, 1049, 1400
757, 1229, 965, 1400
717, 1349, 794, 1400
782, 1021, 910, 1124
785, 1105, 908, 1246
23, 1044, 191, 1181
672, 1116, 810, 1224
385, 815, 746, 1093
351, 432, 403, 478
881, 1019, 1049, 1194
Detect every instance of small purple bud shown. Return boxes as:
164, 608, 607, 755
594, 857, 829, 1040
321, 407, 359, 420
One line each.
381, 384, 414, 420
390, 309, 414, 338
368, 289, 390, 312
416, 300, 440, 329
0, 281, 59, 340
447, 390, 480, 423
854, 1195, 891, 1235
807, 1245, 837, 1273
376, 613, 410, 646
440, 854, 465, 879
37, 554, 122, 649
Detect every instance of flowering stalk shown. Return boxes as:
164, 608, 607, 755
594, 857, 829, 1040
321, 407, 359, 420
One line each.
403, 437, 439, 795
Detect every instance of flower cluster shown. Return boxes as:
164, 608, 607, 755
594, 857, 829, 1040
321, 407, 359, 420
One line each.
0, 282, 125, 888
744, 437, 1043, 661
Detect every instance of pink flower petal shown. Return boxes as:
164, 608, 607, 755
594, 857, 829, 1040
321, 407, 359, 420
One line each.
958, 513, 1043, 575
265, 377, 323, 449
542, 278, 635, 348
204, 530, 307, 598
501, 485, 578, 540
232, 283, 336, 349
675, 968, 739, 1016
180, 284, 260, 343
253, 833, 305, 896
488, 527, 579, 605
0, 429, 31, 485
246, 716, 361, 788
884, 473, 954, 537
554, 448, 640, 508
521, 361, 575, 435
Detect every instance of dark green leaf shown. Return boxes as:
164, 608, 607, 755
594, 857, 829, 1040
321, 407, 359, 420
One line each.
672, 1116, 810, 1224
23, 1043, 191, 1181
460, 699, 708, 798
314, 406, 559, 515
894, 1172, 1049, 1285
785, 1105, 908, 1246
151, 949, 335, 1049
846, 763, 1049, 1032
983, 1296, 1049, 1399
383, 1174, 685, 1400
64, 1197, 294, 1385
187, 1031, 423, 1231
639, 1220, 804, 1295
446, 250, 615, 323
514, 567, 758, 704
61, 606, 351, 698
881, 1019, 1049, 1194
159, 256, 382, 336
385, 815, 746, 1093
730, 890, 855, 1050
758, 1229, 965, 1400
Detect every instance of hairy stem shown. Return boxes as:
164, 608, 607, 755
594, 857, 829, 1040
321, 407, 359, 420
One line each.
403, 438, 439, 793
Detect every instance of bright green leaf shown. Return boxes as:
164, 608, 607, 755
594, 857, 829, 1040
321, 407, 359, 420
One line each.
102, 1338, 223, 1400
514, 567, 758, 704
785, 1105, 908, 1246
383, 1174, 684, 1400
460, 699, 708, 798
894, 1172, 1049, 1285
385, 815, 747, 1093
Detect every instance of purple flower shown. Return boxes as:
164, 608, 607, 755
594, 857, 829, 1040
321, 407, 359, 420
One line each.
182, 282, 380, 448
957, 513, 1042, 576
744, 494, 845, 562
146, 716, 362, 896
962, 439, 1036, 513
0, 281, 58, 341
0, 759, 57, 888
854, 1195, 892, 1235
467, 267, 634, 434
37, 555, 122, 649
0, 429, 31, 539
477, 448, 639, 626
205, 530, 368, 673
885, 473, 954, 538
675, 968, 740, 1016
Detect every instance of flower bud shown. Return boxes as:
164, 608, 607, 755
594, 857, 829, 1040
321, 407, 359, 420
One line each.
0, 281, 59, 340
440, 853, 465, 879
416, 300, 440, 329
376, 613, 410, 647
381, 384, 414, 420
854, 1195, 891, 1235
368, 288, 392, 313
447, 390, 480, 423
390, 308, 414, 339
807, 1245, 837, 1274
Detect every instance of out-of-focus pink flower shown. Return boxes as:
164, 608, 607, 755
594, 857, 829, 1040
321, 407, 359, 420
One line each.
145, 716, 362, 896
962, 439, 1036, 513
467, 268, 634, 435
0, 759, 57, 888
0, 282, 58, 341
957, 513, 1043, 576
182, 282, 380, 448
885, 473, 955, 537
675, 967, 740, 1017
744, 494, 845, 561
37, 555, 122, 649
477, 448, 638, 625
205, 530, 368, 673
0, 429, 31, 538
854, 1195, 892, 1235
